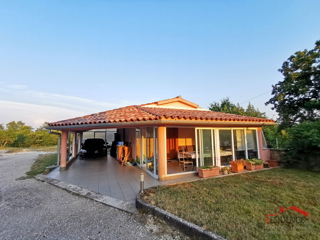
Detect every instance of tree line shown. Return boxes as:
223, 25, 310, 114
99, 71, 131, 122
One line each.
0, 121, 58, 148
210, 40, 320, 171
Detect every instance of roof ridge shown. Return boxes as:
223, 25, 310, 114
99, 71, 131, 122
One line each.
134, 105, 163, 118
141, 106, 269, 120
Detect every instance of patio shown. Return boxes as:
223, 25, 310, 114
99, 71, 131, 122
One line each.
47, 154, 199, 203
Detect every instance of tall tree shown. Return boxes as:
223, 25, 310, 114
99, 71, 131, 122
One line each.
266, 40, 320, 128
209, 97, 266, 118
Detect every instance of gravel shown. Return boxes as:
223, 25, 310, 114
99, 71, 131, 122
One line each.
0, 152, 190, 240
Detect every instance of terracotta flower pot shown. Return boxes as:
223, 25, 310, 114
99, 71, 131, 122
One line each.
229, 162, 244, 173
198, 167, 220, 178
268, 160, 279, 167
255, 164, 263, 170
245, 162, 255, 171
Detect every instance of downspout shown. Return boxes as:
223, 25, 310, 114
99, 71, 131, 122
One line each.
48, 129, 61, 166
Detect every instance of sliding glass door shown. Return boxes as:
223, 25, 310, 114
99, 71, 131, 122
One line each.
145, 127, 158, 178
197, 129, 215, 167
233, 129, 246, 160
135, 128, 144, 168
196, 128, 260, 167
219, 130, 233, 166
246, 129, 258, 159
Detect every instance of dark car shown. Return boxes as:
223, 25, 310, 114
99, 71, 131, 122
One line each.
80, 138, 108, 157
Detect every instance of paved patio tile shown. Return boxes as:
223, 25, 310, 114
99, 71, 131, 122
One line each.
110, 194, 124, 201
127, 199, 136, 204
47, 154, 199, 203
123, 193, 137, 201
98, 188, 111, 196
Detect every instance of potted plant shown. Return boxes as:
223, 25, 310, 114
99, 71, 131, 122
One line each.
229, 159, 246, 173
268, 159, 279, 167
245, 159, 256, 171
197, 166, 220, 178
252, 158, 264, 170
245, 158, 264, 170
220, 166, 231, 175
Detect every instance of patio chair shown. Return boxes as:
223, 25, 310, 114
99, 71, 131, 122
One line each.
178, 147, 193, 171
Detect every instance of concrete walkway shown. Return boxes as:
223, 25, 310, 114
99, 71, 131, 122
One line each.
47, 154, 199, 203
0, 151, 190, 239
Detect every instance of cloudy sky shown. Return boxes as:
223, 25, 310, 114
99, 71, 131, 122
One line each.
1, 1, 320, 128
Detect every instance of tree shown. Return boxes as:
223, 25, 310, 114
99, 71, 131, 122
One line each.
6, 121, 27, 131
209, 97, 266, 118
0, 121, 57, 148
266, 40, 320, 129
284, 120, 320, 171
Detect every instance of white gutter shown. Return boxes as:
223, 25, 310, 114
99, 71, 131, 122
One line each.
46, 119, 277, 130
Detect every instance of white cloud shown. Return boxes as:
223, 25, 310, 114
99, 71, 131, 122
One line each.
7, 84, 28, 90
0, 85, 137, 112
0, 85, 140, 128
0, 100, 86, 128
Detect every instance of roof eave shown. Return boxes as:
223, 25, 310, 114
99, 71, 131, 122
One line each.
46, 119, 276, 131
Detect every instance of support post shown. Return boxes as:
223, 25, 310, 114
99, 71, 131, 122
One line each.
60, 130, 68, 170
157, 126, 166, 181
72, 132, 77, 158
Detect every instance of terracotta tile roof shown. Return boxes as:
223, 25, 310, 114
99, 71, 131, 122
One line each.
140, 106, 274, 122
48, 105, 274, 127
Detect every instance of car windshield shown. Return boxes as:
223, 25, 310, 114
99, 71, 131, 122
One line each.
84, 139, 105, 145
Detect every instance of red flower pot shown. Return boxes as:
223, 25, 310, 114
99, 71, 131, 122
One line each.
230, 162, 244, 173
268, 160, 279, 167
198, 167, 220, 178
245, 162, 255, 171
255, 164, 263, 170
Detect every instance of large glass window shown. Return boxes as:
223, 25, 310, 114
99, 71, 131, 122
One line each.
246, 129, 258, 159
219, 130, 233, 166
233, 129, 246, 159
197, 129, 214, 167
136, 128, 142, 167
195, 128, 259, 167
167, 128, 196, 174
146, 127, 155, 173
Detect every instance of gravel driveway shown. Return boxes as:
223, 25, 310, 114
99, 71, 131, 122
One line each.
0, 151, 189, 240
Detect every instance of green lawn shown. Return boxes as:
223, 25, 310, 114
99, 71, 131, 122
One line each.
141, 169, 320, 240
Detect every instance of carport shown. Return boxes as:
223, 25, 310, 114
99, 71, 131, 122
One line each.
46, 154, 199, 203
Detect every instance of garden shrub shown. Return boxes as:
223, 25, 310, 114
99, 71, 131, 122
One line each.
284, 120, 320, 171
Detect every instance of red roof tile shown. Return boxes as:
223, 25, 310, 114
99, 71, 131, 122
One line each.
48, 105, 274, 127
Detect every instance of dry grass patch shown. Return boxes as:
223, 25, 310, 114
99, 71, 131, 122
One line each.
25, 153, 58, 178
4, 146, 57, 153
141, 169, 320, 240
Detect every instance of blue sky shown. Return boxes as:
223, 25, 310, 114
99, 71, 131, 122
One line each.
1, 0, 320, 128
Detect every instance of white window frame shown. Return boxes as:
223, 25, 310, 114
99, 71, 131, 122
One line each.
195, 127, 260, 167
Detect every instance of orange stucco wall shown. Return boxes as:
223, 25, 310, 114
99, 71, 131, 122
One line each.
158, 126, 166, 180
60, 130, 68, 169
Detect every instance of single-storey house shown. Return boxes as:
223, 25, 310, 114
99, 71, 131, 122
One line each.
47, 96, 276, 181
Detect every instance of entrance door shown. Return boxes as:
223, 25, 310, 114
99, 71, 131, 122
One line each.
197, 129, 215, 167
